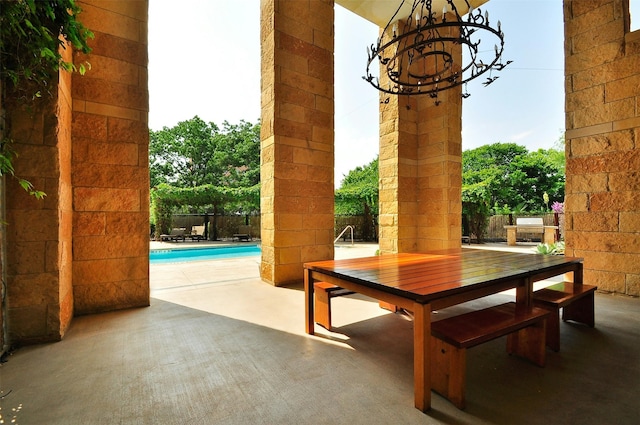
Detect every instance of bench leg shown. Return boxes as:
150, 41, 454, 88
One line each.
314, 289, 332, 330
378, 301, 399, 312
544, 309, 561, 352
431, 337, 467, 409
506, 320, 547, 367
562, 293, 595, 327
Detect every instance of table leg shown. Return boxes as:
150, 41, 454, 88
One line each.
516, 277, 532, 307
563, 263, 583, 284
574, 263, 584, 284
413, 302, 431, 412
304, 268, 315, 335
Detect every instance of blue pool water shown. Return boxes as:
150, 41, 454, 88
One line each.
150, 245, 261, 264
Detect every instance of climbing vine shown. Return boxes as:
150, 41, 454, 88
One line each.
0, 0, 93, 196
150, 183, 260, 238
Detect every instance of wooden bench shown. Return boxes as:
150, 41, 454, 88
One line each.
533, 281, 597, 352
430, 302, 550, 409
313, 282, 355, 330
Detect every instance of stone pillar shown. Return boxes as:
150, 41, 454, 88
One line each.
379, 94, 418, 254
4, 45, 74, 343
544, 226, 557, 245
564, 0, 640, 295
260, 0, 335, 286
505, 226, 517, 246
415, 89, 463, 252
71, 1, 150, 312
378, 26, 462, 254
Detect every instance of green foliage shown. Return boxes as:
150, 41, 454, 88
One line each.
150, 183, 260, 237
462, 142, 527, 174
462, 142, 565, 240
535, 241, 565, 255
335, 157, 379, 215
335, 157, 379, 241
0, 0, 93, 93
150, 117, 260, 187
1, 0, 93, 198
151, 183, 260, 208
462, 142, 565, 215
462, 181, 492, 242
149, 117, 261, 236
0, 143, 45, 198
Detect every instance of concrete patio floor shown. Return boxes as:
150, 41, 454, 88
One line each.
1, 242, 638, 424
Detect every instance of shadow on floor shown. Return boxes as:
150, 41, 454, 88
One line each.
1, 246, 639, 424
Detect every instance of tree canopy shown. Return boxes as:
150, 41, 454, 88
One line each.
335, 157, 378, 216
462, 142, 565, 241
462, 142, 565, 214
150, 116, 260, 188
149, 117, 261, 237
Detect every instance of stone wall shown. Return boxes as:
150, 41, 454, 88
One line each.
564, 0, 640, 295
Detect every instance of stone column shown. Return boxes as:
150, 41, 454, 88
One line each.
71, 1, 150, 313
4, 46, 74, 343
564, 0, 640, 296
260, 0, 335, 285
505, 226, 517, 246
378, 27, 462, 254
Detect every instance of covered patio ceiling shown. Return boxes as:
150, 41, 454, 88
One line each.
335, 0, 490, 26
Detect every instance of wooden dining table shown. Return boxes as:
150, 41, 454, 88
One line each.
303, 248, 583, 412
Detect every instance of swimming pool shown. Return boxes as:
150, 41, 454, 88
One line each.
150, 245, 261, 264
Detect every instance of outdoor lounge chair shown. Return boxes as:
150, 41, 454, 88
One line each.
160, 228, 186, 242
189, 225, 206, 241
233, 224, 252, 241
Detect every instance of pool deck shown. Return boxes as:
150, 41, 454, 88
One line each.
149, 241, 380, 293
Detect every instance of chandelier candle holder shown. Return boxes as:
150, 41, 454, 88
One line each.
363, 0, 511, 103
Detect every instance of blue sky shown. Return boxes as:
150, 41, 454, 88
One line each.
149, 0, 640, 187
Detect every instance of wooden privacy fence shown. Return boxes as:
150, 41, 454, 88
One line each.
170, 214, 261, 240
165, 213, 562, 243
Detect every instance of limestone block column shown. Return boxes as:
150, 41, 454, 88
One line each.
378, 29, 462, 254
4, 67, 73, 343
378, 95, 418, 254
415, 90, 463, 252
544, 226, 557, 245
564, 0, 640, 296
260, 0, 335, 285
71, 1, 150, 313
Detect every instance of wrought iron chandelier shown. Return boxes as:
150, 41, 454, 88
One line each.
363, 0, 511, 103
